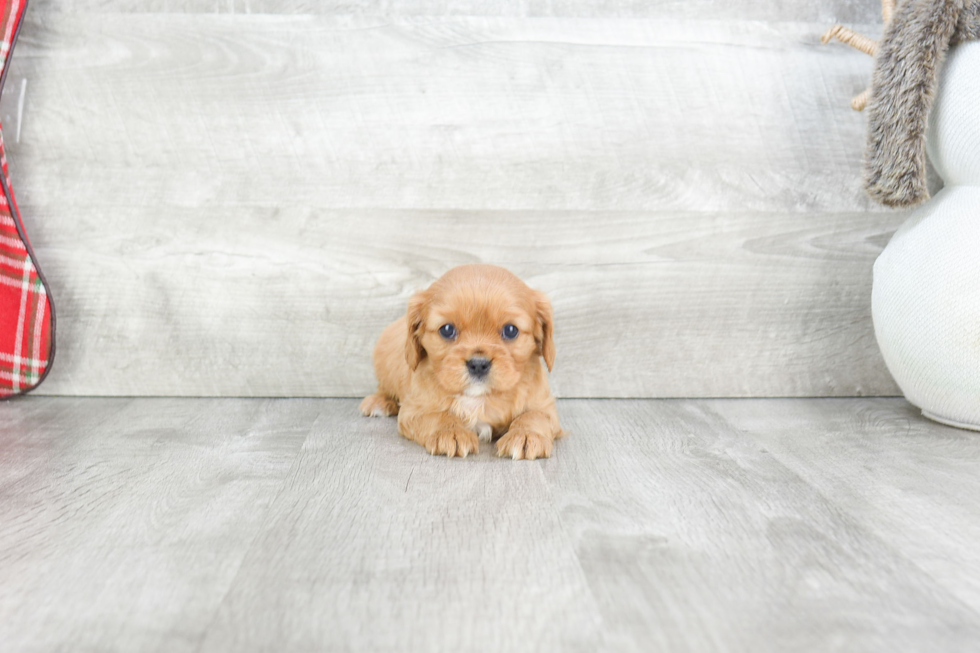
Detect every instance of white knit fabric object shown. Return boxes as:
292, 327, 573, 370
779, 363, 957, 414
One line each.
873, 42, 980, 431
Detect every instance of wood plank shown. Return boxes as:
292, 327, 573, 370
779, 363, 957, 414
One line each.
4, 397, 980, 651
711, 397, 980, 614
543, 399, 980, 651
197, 400, 604, 653
0, 13, 903, 398
0, 396, 100, 491
21, 206, 903, 397
0, 397, 318, 652
33, 1, 887, 23
3, 15, 884, 215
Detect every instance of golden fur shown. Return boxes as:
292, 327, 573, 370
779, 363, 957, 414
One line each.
360, 264, 564, 459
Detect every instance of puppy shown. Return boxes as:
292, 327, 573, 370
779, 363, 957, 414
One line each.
360, 264, 563, 460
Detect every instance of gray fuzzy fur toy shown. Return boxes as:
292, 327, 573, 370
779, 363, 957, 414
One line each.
865, 0, 980, 207
826, 1, 980, 206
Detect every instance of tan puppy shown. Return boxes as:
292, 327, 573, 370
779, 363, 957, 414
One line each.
360, 264, 563, 459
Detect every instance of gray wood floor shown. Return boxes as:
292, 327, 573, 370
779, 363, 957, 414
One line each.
3, 396, 980, 652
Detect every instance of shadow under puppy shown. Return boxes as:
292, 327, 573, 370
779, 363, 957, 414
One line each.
361, 264, 564, 460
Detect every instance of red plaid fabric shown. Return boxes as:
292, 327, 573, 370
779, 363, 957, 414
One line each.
0, 0, 54, 398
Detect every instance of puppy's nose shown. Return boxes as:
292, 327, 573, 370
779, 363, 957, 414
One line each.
466, 357, 492, 378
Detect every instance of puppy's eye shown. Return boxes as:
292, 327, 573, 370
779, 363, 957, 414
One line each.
502, 324, 519, 340
439, 324, 457, 340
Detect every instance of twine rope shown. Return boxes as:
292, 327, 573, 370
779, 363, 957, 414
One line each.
821, 24, 880, 57
821, 0, 895, 111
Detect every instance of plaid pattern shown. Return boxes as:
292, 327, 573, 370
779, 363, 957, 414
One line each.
0, 0, 53, 398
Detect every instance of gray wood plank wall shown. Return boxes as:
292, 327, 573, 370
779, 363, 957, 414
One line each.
0, 4, 907, 397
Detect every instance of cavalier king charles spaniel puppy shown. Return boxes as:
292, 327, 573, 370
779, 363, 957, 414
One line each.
360, 264, 563, 459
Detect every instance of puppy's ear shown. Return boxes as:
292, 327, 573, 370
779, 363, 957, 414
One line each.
405, 291, 429, 371
533, 290, 556, 372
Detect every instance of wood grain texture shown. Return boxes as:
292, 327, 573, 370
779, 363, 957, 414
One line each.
546, 399, 980, 652
32, 1, 887, 22
21, 207, 903, 397
4, 397, 980, 652
0, 397, 318, 652
198, 400, 604, 653
0, 11, 903, 397
5, 15, 885, 214
712, 398, 980, 614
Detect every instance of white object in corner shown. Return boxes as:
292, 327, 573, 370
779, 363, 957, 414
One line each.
873, 42, 980, 431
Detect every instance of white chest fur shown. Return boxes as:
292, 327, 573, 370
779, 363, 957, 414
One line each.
451, 394, 494, 443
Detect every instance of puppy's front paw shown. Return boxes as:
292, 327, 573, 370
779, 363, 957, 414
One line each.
360, 394, 398, 417
496, 427, 553, 460
422, 425, 479, 458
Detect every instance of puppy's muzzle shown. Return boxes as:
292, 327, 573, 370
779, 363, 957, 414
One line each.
466, 356, 492, 379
